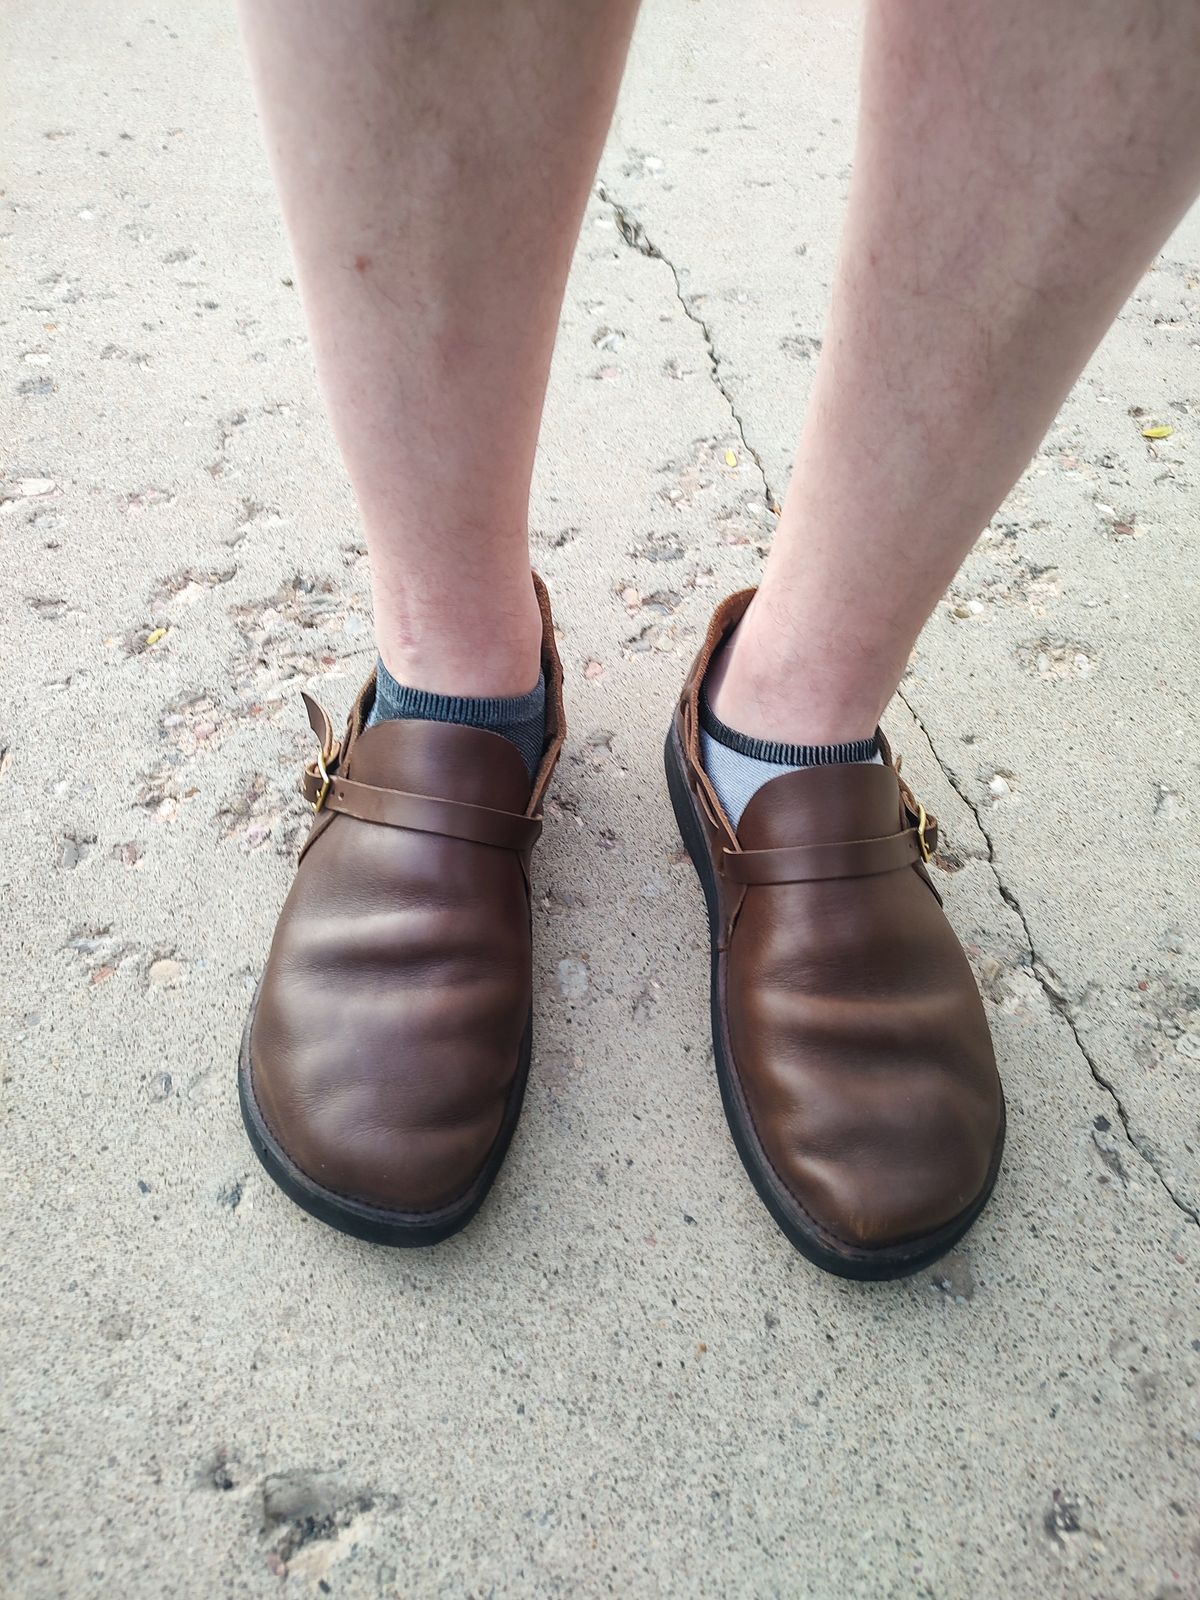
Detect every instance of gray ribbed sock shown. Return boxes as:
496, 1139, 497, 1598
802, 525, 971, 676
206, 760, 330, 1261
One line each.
366, 657, 546, 782
699, 678, 882, 829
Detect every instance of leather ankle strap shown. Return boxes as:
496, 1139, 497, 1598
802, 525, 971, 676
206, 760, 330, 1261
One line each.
300, 767, 542, 852
721, 817, 937, 885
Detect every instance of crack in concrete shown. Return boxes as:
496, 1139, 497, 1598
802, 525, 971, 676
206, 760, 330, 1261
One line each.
599, 186, 780, 511
898, 686, 1199, 1229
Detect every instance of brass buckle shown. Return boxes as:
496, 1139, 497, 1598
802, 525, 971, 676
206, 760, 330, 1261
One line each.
916, 802, 932, 863
312, 745, 332, 813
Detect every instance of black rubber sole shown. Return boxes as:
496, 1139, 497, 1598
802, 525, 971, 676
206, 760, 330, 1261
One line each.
238, 992, 532, 1247
664, 722, 1005, 1282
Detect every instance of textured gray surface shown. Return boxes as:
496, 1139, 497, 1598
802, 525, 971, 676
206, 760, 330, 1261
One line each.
3, 4, 1198, 1597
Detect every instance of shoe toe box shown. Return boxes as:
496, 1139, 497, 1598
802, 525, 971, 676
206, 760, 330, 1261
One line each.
730, 977, 1004, 1255
249, 980, 524, 1215
764, 1069, 1002, 1251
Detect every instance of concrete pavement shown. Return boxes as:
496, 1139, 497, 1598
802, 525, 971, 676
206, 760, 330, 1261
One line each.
3, 4, 1198, 1596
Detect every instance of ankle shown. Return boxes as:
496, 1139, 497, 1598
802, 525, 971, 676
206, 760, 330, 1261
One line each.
707, 606, 890, 745
374, 581, 543, 699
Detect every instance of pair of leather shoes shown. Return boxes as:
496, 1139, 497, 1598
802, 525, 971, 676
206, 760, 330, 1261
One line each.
240, 578, 1004, 1276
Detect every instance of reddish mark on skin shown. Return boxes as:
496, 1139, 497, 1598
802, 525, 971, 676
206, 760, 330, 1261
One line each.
353, 254, 371, 274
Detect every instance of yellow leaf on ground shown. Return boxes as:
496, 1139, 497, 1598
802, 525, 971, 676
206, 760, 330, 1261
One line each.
1141, 424, 1174, 440
724, 449, 738, 466
145, 627, 167, 646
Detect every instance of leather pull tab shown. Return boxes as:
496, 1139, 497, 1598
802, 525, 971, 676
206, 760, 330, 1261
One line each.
301, 691, 335, 759
299, 691, 340, 811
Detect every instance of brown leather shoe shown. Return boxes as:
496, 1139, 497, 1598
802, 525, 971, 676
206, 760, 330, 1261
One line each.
239, 575, 565, 1245
665, 590, 1005, 1279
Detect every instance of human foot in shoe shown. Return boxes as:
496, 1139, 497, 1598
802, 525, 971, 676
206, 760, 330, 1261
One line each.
666, 588, 1004, 1279
239, 574, 565, 1245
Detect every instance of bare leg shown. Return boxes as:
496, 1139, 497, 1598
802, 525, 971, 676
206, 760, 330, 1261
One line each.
237, 0, 640, 696
712, 0, 1200, 743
